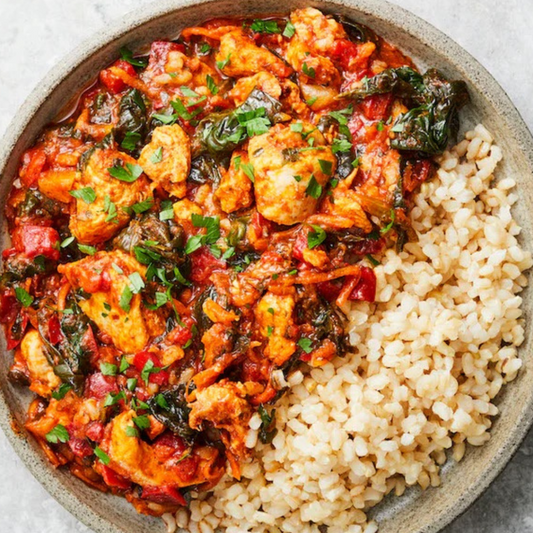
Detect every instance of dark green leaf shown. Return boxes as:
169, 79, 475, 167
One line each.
307, 225, 326, 249
298, 337, 313, 353
45, 424, 70, 444
94, 446, 110, 465
305, 175, 322, 199
15, 287, 34, 307
120, 47, 148, 68
70, 187, 96, 204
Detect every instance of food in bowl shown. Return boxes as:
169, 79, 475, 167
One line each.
1, 6, 530, 532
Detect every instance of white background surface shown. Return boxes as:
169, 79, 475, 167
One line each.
0, 1, 532, 532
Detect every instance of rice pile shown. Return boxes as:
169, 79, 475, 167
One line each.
169, 124, 532, 533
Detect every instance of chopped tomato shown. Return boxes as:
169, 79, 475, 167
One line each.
12, 225, 60, 261
360, 93, 394, 121
403, 159, 435, 194
168, 316, 194, 346
100, 465, 131, 489
68, 436, 94, 458
348, 266, 377, 302
85, 421, 105, 443
99, 59, 136, 94
331, 39, 367, 71
85, 372, 118, 400
133, 351, 169, 385
141, 485, 187, 506
189, 247, 226, 284
316, 280, 343, 302
19, 147, 47, 188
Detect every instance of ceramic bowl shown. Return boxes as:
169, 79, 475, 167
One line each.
1, 1, 532, 532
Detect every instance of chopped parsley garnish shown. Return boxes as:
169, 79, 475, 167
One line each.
305, 175, 322, 199
119, 356, 130, 373
141, 359, 159, 385
191, 213, 221, 244
108, 162, 143, 182
94, 446, 110, 465
250, 20, 281, 34
241, 162, 255, 183
131, 197, 154, 214
297, 337, 313, 354
70, 187, 96, 204
121, 131, 142, 151
306, 96, 318, 106
128, 272, 145, 294
60, 236, 75, 248
78, 244, 97, 256
216, 53, 231, 70
391, 122, 404, 133
200, 43, 211, 54
318, 159, 333, 176
332, 138, 352, 153
380, 209, 396, 235
104, 391, 126, 407
120, 286, 133, 312
302, 62, 315, 78
267, 307, 275, 315
290, 122, 303, 133
100, 361, 117, 376
150, 147, 163, 164
376, 121, 384, 131
307, 225, 326, 249
159, 199, 174, 221
119, 46, 148, 68
126, 378, 138, 392
237, 107, 271, 137
45, 424, 70, 444
103, 195, 117, 222
206, 74, 219, 95
283, 21, 296, 38
133, 415, 150, 430
125, 426, 138, 438
52, 383, 72, 400
152, 112, 177, 125
171, 98, 204, 121
155, 393, 169, 410
15, 287, 34, 307
267, 325, 273, 337
366, 254, 380, 266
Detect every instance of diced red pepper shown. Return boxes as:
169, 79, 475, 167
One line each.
330, 39, 364, 71
132, 351, 169, 385
20, 147, 47, 188
403, 159, 434, 194
141, 485, 187, 506
360, 93, 394, 121
250, 211, 274, 240
81, 326, 100, 365
316, 280, 343, 302
189, 247, 226, 284
100, 465, 131, 489
99, 59, 136, 94
12, 225, 60, 261
348, 266, 377, 302
47, 315, 63, 345
84, 372, 118, 400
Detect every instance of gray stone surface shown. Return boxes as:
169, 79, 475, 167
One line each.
0, 1, 532, 532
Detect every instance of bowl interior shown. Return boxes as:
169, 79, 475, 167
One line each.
1, 1, 532, 533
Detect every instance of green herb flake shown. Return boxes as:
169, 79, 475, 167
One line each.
267, 307, 274, 315
376, 121, 384, 131
305, 175, 322, 199
200, 43, 211, 54
155, 393, 169, 410
78, 244, 97, 256
51, 383, 72, 401
15, 287, 34, 307
302, 62, 316, 79
45, 424, 70, 444
152, 113, 178, 125
267, 325, 273, 337
133, 415, 150, 430
121, 131, 142, 151
250, 19, 281, 34
332, 138, 352, 154
60, 236, 75, 248
119, 356, 130, 373
120, 286, 133, 312
94, 446, 110, 465
298, 337, 313, 354
290, 122, 303, 133
366, 254, 380, 266
159, 199, 174, 221
104, 391, 126, 407
100, 362, 117, 376
380, 209, 396, 235
125, 425, 138, 438
184, 234, 204, 255
306, 96, 318, 106
131, 197, 154, 214
307, 224, 326, 249
206, 74, 219, 95
108, 162, 143, 183
70, 187, 96, 204
126, 378, 138, 392
216, 53, 231, 70
241, 162, 255, 183
150, 147, 163, 164
119, 47, 148, 68
318, 159, 333, 176
283, 21, 296, 38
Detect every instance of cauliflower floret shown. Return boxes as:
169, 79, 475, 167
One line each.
248, 122, 336, 225
58, 251, 164, 353
138, 124, 191, 198
216, 29, 292, 79
255, 290, 297, 366
214, 150, 253, 214
69, 148, 150, 245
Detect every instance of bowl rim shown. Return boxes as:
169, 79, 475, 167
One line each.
1, 1, 533, 532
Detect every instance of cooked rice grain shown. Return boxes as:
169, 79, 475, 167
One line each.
181, 124, 532, 533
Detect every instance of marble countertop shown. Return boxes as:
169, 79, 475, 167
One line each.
0, 1, 532, 532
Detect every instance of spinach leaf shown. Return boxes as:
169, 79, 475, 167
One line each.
114, 89, 148, 152
193, 88, 283, 157
148, 385, 198, 444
